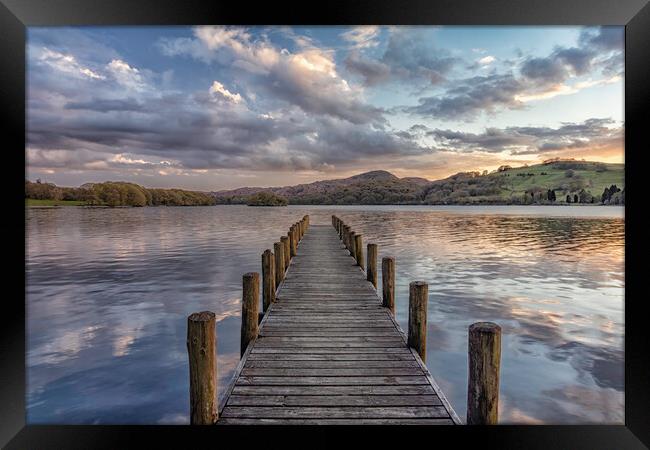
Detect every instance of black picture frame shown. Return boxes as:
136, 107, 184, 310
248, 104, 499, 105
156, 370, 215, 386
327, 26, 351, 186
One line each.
1, 0, 648, 447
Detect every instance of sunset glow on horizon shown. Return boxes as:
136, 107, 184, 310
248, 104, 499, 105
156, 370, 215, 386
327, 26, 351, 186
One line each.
27, 26, 624, 190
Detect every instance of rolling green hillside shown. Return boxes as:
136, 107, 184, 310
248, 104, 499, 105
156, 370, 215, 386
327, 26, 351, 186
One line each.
215, 160, 624, 205
495, 161, 623, 202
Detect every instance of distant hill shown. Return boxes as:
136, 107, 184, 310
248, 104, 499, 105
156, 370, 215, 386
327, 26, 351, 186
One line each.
213, 160, 624, 205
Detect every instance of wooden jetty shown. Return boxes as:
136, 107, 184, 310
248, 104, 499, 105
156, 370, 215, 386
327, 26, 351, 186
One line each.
187, 215, 501, 425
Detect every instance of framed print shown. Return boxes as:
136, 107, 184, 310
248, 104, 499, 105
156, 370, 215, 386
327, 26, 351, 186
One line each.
1, 0, 648, 447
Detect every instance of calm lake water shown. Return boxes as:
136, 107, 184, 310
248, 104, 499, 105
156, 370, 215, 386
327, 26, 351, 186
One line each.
26, 205, 624, 424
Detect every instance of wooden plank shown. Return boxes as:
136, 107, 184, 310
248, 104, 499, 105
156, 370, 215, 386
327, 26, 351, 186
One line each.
244, 360, 422, 368
217, 418, 454, 425
240, 367, 424, 377
221, 406, 450, 419
235, 376, 431, 385
247, 353, 416, 361
231, 385, 436, 396
251, 347, 414, 354
227, 395, 442, 406
217, 224, 458, 425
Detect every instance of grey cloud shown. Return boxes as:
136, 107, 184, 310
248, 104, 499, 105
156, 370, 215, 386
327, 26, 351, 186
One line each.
28, 63, 427, 174
406, 73, 525, 120
418, 118, 621, 155
345, 29, 457, 87
344, 52, 391, 87
65, 98, 146, 113
408, 27, 622, 120
579, 26, 624, 52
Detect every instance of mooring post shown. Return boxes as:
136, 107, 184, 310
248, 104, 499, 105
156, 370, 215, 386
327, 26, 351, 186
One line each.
354, 234, 364, 270
382, 257, 395, 313
290, 226, 297, 257
339, 221, 343, 239
241, 272, 260, 358
349, 231, 357, 258
367, 243, 378, 288
187, 311, 217, 425
467, 322, 502, 425
408, 281, 428, 361
262, 249, 275, 312
281, 236, 290, 269
274, 242, 285, 286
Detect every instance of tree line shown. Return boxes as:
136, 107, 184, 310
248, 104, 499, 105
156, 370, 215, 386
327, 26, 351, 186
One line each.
26, 180, 216, 207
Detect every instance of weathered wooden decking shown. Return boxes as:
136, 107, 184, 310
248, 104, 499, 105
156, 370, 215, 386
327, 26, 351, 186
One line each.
218, 224, 460, 425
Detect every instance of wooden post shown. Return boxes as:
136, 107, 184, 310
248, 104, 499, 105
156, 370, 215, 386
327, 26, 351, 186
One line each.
241, 272, 259, 358
349, 231, 356, 257
290, 226, 297, 257
467, 322, 502, 425
354, 234, 364, 270
408, 281, 428, 361
382, 257, 395, 313
262, 249, 275, 312
367, 243, 377, 288
281, 236, 290, 269
339, 221, 343, 239
187, 311, 217, 425
343, 225, 349, 247
274, 242, 285, 286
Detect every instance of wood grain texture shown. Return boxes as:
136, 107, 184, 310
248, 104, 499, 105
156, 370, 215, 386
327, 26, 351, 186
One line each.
241, 272, 259, 358
262, 249, 275, 312
408, 281, 428, 362
187, 311, 217, 424
219, 224, 458, 425
467, 322, 501, 425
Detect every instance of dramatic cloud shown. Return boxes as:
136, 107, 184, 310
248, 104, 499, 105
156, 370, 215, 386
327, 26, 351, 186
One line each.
208, 81, 244, 104
407, 27, 623, 120
407, 73, 526, 119
159, 26, 384, 125
414, 118, 622, 156
341, 26, 380, 49
345, 28, 458, 87
36, 47, 106, 80
26, 26, 624, 189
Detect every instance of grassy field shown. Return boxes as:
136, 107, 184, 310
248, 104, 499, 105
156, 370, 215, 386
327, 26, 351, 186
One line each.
493, 161, 623, 202
26, 199, 90, 206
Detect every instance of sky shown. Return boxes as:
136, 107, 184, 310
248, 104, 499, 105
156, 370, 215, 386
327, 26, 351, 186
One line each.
26, 26, 624, 191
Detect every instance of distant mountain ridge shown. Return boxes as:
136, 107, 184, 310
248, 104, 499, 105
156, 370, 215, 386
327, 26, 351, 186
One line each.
213, 161, 624, 205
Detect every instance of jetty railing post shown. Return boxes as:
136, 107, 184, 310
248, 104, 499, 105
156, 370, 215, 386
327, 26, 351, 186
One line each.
262, 249, 275, 312
408, 281, 428, 362
274, 242, 285, 287
281, 236, 290, 269
349, 231, 357, 258
344, 225, 350, 249
467, 322, 502, 425
241, 272, 260, 358
289, 226, 297, 257
382, 257, 395, 313
187, 311, 217, 425
367, 243, 378, 288
354, 234, 364, 270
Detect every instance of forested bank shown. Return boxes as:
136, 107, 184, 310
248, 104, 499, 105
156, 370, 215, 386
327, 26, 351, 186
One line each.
26, 180, 215, 207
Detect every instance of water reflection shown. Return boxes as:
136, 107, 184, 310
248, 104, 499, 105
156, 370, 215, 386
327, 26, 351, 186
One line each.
26, 205, 624, 424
